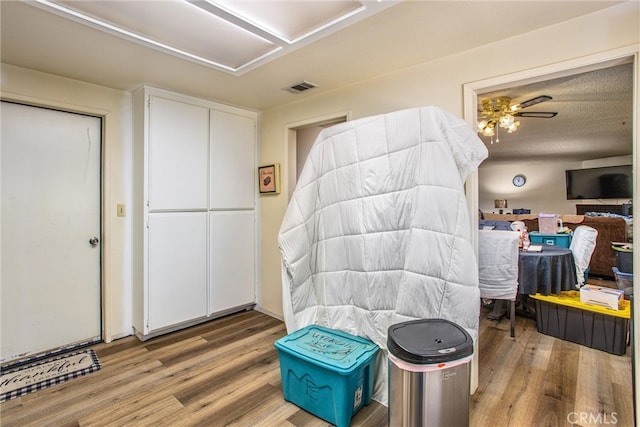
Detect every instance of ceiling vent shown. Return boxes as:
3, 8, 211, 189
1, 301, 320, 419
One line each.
283, 81, 317, 94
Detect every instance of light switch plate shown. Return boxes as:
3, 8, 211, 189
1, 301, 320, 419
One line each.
117, 203, 126, 217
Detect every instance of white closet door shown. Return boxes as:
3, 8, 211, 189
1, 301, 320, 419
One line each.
148, 96, 209, 211
148, 212, 208, 331
210, 110, 255, 209
209, 211, 255, 313
1, 101, 101, 361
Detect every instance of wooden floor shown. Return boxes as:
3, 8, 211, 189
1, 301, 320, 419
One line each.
0, 306, 633, 427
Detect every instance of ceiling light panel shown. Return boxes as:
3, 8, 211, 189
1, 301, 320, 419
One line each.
211, 1, 365, 43
48, 0, 278, 70
31, 0, 398, 75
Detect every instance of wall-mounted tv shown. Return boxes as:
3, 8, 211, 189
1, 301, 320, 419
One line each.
565, 165, 632, 200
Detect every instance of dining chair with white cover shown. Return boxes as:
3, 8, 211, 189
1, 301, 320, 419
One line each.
569, 225, 598, 288
478, 230, 521, 337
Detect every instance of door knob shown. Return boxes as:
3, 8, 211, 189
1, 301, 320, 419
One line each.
89, 237, 100, 247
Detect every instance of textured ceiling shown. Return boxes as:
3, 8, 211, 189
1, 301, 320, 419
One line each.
478, 62, 634, 164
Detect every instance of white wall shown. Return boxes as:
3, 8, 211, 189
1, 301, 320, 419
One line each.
1, 64, 133, 341
478, 155, 633, 215
258, 2, 639, 318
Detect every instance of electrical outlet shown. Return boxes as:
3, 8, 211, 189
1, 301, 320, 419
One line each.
117, 203, 126, 217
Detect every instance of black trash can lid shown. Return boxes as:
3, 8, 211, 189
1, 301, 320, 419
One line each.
387, 319, 473, 364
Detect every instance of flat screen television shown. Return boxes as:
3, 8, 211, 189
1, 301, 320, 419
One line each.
565, 165, 632, 200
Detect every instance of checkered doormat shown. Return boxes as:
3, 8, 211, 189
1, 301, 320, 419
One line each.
0, 349, 101, 402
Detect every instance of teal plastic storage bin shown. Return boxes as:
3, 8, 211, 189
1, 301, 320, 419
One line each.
274, 325, 379, 427
529, 232, 572, 248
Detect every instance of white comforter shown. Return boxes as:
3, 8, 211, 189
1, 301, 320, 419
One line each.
277, 106, 488, 405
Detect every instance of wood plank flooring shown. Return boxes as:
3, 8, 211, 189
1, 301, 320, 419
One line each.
1, 306, 633, 426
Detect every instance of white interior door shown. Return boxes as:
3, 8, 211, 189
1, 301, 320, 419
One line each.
1, 101, 102, 362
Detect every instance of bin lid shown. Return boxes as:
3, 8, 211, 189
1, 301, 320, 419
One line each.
274, 325, 379, 374
387, 319, 473, 364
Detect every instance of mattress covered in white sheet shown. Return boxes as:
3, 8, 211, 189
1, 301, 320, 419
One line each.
277, 106, 488, 405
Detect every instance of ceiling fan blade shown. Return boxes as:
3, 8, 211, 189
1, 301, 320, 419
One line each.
514, 111, 557, 118
517, 95, 552, 109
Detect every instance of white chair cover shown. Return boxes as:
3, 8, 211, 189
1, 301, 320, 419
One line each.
478, 230, 520, 300
478, 230, 520, 337
569, 225, 598, 288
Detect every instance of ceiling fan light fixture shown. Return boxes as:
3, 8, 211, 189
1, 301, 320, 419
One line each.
477, 96, 520, 139
477, 93, 556, 141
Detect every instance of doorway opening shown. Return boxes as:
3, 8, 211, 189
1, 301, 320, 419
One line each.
463, 45, 639, 419
286, 112, 350, 198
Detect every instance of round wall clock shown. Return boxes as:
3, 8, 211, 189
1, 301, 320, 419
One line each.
512, 174, 527, 187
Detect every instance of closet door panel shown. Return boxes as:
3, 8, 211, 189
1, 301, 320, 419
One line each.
209, 211, 255, 313
210, 110, 255, 209
148, 96, 209, 210
148, 212, 208, 331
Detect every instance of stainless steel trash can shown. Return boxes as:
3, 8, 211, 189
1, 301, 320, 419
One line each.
388, 319, 474, 427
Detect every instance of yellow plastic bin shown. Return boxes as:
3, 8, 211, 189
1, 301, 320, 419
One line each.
530, 291, 630, 355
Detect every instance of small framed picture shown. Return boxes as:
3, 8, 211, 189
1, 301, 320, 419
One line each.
258, 163, 280, 195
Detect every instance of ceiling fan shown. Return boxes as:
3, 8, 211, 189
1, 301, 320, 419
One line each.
477, 94, 557, 143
